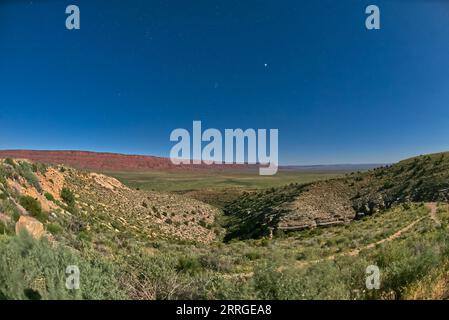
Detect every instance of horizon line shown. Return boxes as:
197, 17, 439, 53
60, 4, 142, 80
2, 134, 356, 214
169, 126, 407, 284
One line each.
0, 148, 391, 167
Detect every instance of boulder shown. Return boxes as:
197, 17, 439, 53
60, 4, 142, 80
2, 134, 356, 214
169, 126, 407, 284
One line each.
15, 216, 44, 239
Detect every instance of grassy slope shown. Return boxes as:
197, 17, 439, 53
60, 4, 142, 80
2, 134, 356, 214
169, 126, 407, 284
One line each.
1, 154, 449, 299
125, 203, 449, 300
351, 152, 449, 212
224, 152, 449, 240
3, 202, 448, 300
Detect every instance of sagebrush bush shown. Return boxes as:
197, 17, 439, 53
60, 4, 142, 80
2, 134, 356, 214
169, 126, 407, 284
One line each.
17, 161, 42, 192
19, 196, 46, 222
61, 188, 75, 207
0, 222, 14, 236
0, 233, 126, 300
119, 252, 194, 299
44, 192, 55, 202
199, 254, 234, 272
0, 199, 19, 222
4, 158, 15, 167
176, 256, 202, 274
46, 223, 63, 235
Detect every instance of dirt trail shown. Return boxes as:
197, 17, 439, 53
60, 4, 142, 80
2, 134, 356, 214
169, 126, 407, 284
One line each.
224, 216, 425, 279
226, 203, 439, 279
296, 203, 439, 266
295, 217, 425, 268
226, 202, 441, 278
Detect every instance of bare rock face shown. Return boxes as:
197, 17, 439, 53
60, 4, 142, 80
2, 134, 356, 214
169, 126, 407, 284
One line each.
279, 180, 356, 231
15, 216, 44, 239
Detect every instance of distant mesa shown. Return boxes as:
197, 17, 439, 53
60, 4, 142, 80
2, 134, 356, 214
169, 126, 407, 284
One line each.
0, 150, 255, 172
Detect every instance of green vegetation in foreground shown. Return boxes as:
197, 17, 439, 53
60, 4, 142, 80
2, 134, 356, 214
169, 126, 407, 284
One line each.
105, 169, 343, 207
0, 232, 125, 300
2, 203, 449, 299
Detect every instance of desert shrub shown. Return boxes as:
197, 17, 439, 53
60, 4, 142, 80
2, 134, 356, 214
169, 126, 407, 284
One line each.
46, 223, 63, 235
110, 221, 122, 231
0, 233, 126, 299
31, 162, 48, 175
176, 256, 202, 274
199, 254, 233, 273
245, 251, 262, 261
258, 238, 271, 247
198, 219, 207, 228
296, 252, 307, 260
0, 199, 20, 222
116, 249, 238, 300
17, 162, 42, 192
0, 222, 14, 235
19, 196, 46, 222
4, 158, 15, 167
252, 262, 294, 299
382, 181, 394, 190
77, 231, 92, 243
119, 252, 201, 299
60, 188, 75, 207
0, 164, 15, 184
44, 192, 55, 202
202, 275, 255, 300
253, 261, 352, 300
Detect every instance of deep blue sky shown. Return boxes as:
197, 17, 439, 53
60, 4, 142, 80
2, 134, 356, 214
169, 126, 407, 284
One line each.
1, 0, 449, 165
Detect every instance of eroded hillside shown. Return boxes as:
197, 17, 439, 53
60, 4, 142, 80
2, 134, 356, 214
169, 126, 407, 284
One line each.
0, 158, 222, 250
224, 152, 449, 240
